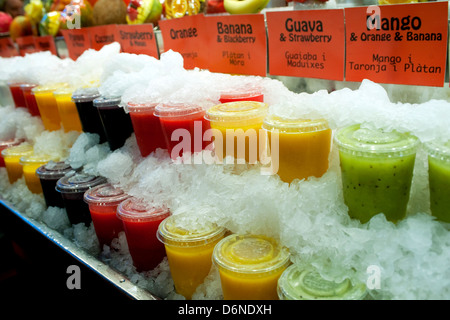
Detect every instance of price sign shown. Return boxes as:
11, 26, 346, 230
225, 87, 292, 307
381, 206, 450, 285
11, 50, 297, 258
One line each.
204, 13, 267, 76
34, 35, 58, 55
345, 2, 448, 87
0, 38, 19, 57
159, 14, 208, 69
117, 24, 159, 58
266, 9, 345, 81
16, 36, 39, 56
62, 28, 91, 60
88, 25, 120, 51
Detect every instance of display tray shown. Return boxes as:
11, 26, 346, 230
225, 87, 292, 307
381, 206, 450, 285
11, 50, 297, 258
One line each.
0, 197, 159, 300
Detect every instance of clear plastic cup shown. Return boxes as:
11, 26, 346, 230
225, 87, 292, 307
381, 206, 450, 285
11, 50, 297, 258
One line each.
8, 82, 26, 108
127, 102, 167, 157
1, 142, 33, 184
20, 84, 41, 117
0, 80, 14, 107
262, 116, 332, 183
335, 124, 419, 223
32, 83, 68, 131
53, 87, 83, 133
277, 265, 367, 300
0, 138, 25, 167
71, 87, 106, 143
20, 154, 53, 194
157, 214, 226, 299
36, 161, 74, 208
84, 183, 129, 248
213, 234, 290, 300
154, 103, 211, 160
117, 198, 171, 272
425, 140, 450, 223
93, 96, 134, 151
205, 101, 268, 163
56, 173, 107, 226
219, 87, 264, 104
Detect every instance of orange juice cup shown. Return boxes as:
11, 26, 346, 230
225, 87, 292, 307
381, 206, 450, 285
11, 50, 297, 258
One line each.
32, 84, 67, 131
20, 154, 53, 194
1, 143, 33, 184
213, 234, 290, 300
157, 214, 226, 299
262, 116, 332, 183
205, 101, 269, 164
54, 87, 83, 133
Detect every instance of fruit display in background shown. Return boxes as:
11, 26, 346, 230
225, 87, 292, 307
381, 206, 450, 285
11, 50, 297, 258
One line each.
126, 0, 162, 27
165, 0, 204, 19
205, 0, 226, 14
0, 12, 13, 33
39, 11, 62, 36
223, 0, 270, 14
44, 0, 72, 12
24, 0, 45, 26
9, 16, 37, 41
63, 0, 94, 28
93, 0, 127, 25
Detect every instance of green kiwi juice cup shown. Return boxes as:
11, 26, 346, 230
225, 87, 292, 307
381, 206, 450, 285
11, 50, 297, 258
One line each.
425, 140, 450, 223
335, 124, 419, 223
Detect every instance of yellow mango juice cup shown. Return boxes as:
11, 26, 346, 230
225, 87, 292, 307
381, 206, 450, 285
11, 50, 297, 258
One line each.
263, 116, 332, 183
213, 234, 290, 300
1, 143, 33, 184
205, 101, 268, 164
20, 154, 52, 194
277, 264, 367, 300
53, 87, 83, 133
157, 214, 226, 299
32, 84, 67, 131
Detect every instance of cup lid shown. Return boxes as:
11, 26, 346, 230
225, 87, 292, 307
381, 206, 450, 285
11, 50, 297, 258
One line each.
56, 172, 107, 194
116, 197, 171, 221
263, 115, 329, 133
32, 83, 68, 94
335, 124, 419, 157
71, 87, 101, 103
277, 265, 367, 300
127, 102, 158, 113
36, 161, 74, 180
213, 234, 290, 275
1, 142, 33, 157
0, 138, 25, 149
20, 83, 38, 90
93, 96, 122, 108
219, 87, 263, 100
157, 214, 226, 247
205, 101, 269, 123
84, 183, 129, 205
53, 87, 75, 97
154, 103, 205, 118
20, 154, 52, 165
425, 140, 450, 161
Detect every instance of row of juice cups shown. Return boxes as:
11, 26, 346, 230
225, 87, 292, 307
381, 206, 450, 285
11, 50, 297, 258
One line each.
21, 160, 369, 301
1, 98, 450, 226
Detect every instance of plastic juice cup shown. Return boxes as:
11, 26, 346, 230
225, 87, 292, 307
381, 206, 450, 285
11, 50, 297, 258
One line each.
20, 154, 53, 194
277, 264, 367, 300
127, 102, 167, 157
71, 87, 106, 143
56, 173, 107, 226
84, 183, 129, 248
1, 142, 33, 184
0, 138, 25, 167
157, 214, 227, 299
36, 161, 74, 208
213, 234, 290, 300
53, 87, 83, 133
117, 198, 171, 272
335, 124, 419, 224
93, 96, 134, 151
205, 101, 268, 163
425, 140, 450, 223
8, 82, 26, 108
154, 103, 211, 160
262, 116, 332, 183
219, 87, 264, 104
20, 84, 41, 116
0, 80, 14, 107
32, 83, 67, 131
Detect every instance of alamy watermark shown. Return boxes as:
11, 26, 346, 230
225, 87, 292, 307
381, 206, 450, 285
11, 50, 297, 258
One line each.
65, 5, 81, 30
